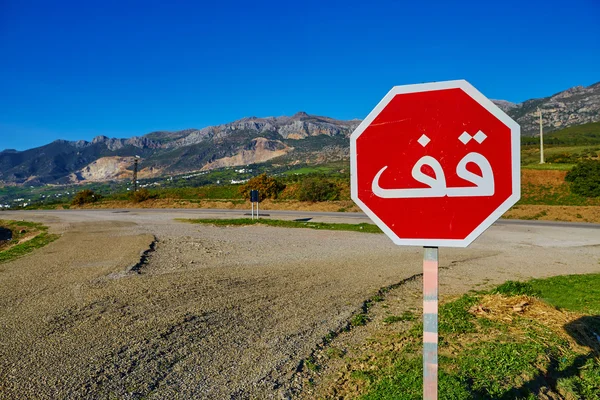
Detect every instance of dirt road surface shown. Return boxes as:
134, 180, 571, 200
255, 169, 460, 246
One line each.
0, 209, 598, 399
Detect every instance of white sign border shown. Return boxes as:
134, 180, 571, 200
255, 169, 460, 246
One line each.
350, 80, 521, 248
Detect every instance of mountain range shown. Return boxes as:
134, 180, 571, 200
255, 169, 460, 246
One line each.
1, 82, 599, 185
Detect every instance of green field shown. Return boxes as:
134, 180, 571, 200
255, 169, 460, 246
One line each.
521, 145, 600, 168
522, 122, 600, 146
281, 165, 343, 175
521, 122, 600, 169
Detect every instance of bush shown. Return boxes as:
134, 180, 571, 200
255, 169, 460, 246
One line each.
565, 160, 600, 197
131, 188, 154, 203
71, 189, 101, 206
296, 178, 341, 202
239, 174, 286, 202
545, 152, 579, 164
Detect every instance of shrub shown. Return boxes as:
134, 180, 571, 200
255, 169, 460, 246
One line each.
239, 174, 286, 202
546, 152, 578, 164
296, 178, 341, 202
565, 160, 600, 197
71, 189, 101, 206
131, 188, 154, 203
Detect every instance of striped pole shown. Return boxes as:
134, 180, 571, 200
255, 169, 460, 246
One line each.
423, 246, 438, 400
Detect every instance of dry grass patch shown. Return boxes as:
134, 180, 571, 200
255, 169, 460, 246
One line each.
468, 294, 593, 354
74, 198, 361, 212
522, 169, 567, 186
504, 205, 600, 223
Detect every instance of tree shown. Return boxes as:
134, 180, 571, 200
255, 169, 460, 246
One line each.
296, 177, 340, 202
565, 160, 600, 197
71, 189, 101, 206
239, 174, 285, 202
131, 188, 154, 203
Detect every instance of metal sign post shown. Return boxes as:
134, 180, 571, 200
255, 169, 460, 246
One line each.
132, 156, 140, 192
250, 190, 259, 220
423, 247, 439, 400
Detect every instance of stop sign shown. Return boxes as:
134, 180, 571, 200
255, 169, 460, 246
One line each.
351, 80, 520, 247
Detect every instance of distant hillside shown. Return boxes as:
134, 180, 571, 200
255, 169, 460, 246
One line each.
0, 112, 359, 185
522, 121, 600, 145
494, 82, 600, 136
1, 82, 598, 185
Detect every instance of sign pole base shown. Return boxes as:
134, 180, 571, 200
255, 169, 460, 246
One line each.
423, 246, 438, 400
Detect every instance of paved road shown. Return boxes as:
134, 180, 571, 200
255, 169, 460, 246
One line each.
5, 207, 600, 229
0, 209, 598, 399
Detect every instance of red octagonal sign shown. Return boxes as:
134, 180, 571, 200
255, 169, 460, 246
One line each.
351, 80, 520, 247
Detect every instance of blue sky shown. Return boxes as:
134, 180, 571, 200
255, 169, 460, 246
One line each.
1, 0, 599, 151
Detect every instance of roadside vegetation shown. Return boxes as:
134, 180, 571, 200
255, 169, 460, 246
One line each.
239, 173, 286, 201
71, 189, 102, 206
180, 218, 382, 234
315, 274, 600, 399
565, 160, 600, 198
0, 220, 59, 263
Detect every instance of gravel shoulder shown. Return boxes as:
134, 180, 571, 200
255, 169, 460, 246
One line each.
0, 210, 598, 399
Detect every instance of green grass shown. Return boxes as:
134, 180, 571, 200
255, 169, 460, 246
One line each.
491, 280, 540, 296
547, 122, 600, 146
383, 311, 415, 324
351, 313, 370, 327
304, 356, 320, 372
179, 218, 383, 234
438, 294, 479, 335
281, 165, 341, 175
0, 220, 59, 263
528, 274, 600, 314
345, 275, 600, 400
522, 163, 575, 171
326, 347, 345, 358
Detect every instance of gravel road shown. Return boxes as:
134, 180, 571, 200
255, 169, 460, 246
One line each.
0, 209, 598, 399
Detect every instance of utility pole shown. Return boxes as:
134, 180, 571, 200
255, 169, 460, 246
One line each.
538, 108, 545, 164
133, 156, 139, 192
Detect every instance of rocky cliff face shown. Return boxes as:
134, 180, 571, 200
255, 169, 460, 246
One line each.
200, 138, 292, 171
162, 112, 359, 148
88, 135, 162, 150
493, 82, 600, 136
72, 156, 135, 182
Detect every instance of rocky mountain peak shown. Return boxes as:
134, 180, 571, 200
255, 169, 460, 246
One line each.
492, 100, 519, 113
292, 111, 310, 119
92, 135, 109, 144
